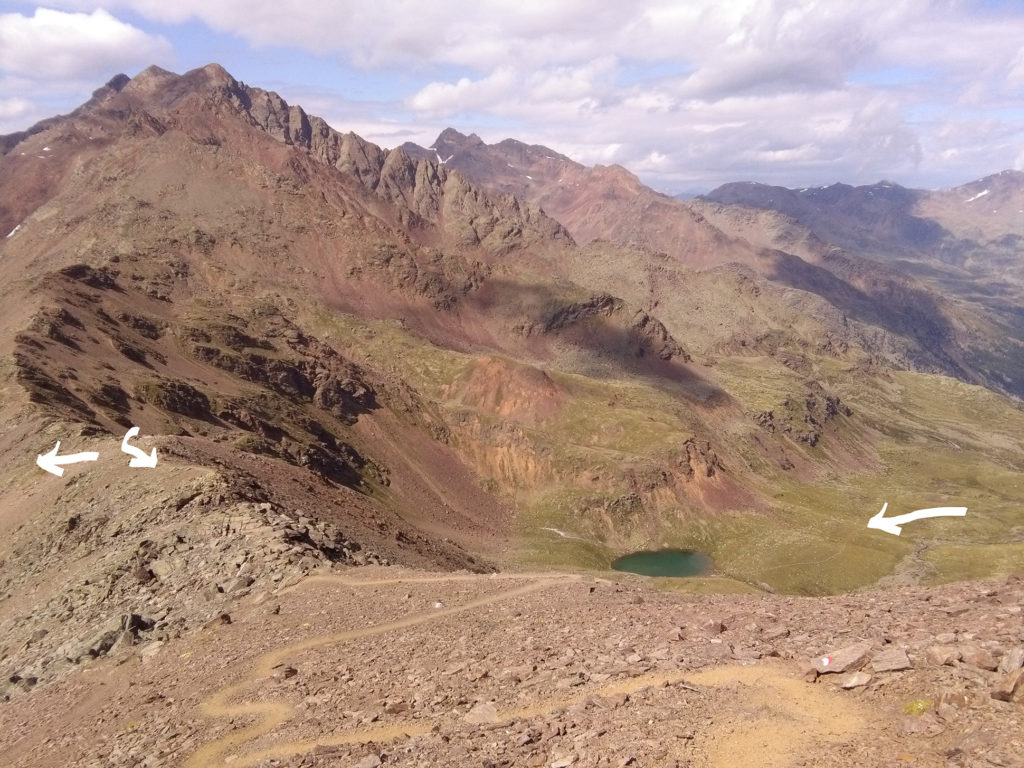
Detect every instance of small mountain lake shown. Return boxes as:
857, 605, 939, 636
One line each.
611, 549, 714, 578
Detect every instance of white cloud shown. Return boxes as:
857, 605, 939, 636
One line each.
0, 97, 33, 122
409, 68, 518, 115
0, 8, 172, 80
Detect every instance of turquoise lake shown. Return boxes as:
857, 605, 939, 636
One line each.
611, 549, 714, 578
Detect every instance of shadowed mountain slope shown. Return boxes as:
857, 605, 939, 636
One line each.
405, 130, 1024, 397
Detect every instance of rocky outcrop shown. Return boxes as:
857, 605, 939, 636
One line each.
680, 438, 724, 478
134, 378, 212, 419
0, 492, 390, 697
755, 382, 851, 446
520, 294, 690, 362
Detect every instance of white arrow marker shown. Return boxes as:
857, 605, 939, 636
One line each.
36, 441, 99, 477
867, 502, 967, 536
121, 426, 158, 468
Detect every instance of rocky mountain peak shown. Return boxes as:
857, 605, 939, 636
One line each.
431, 127, 487, 158
97, 72, 130, 96
121, 64, 181, 99
433, 127, 484, 147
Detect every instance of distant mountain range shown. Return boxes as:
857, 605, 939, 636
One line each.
400, 128, 1024, 399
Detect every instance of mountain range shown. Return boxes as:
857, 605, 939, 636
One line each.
1, 64, 1022, 765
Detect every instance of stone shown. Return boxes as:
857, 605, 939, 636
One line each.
149, 559, 175, 581
872, 647, 912, 672
997, 647, 1024, 675
936, 690, 971, 710
701, 618, 726, 634
815, 641, 872, 674
464, 701, 499, 724
959, 645, 997, 672
384, 700, 410, 715
550, 755, 577, 767
990, 670, 1024, 702
840, 671, 872, 689
228, 575, 255, 592
352, 755, 382, 768
924, 645, 960, 666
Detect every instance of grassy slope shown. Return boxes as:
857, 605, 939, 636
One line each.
306, 302, 1024, 595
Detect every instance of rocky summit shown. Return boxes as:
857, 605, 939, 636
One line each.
0, 64, 1022, 767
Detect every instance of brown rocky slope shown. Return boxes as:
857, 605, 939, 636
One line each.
1, 64, 1023, 766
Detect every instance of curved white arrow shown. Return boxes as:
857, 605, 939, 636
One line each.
121, 426, 158, 468
36, 441, 99, 477
868, 502, 967, 536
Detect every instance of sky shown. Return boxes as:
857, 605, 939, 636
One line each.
1, 1, 1023, 194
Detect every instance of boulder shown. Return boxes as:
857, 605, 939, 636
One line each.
997, 647, 1024, 675
840, 671, 872, 689
814, 641, 872, 674
960, 645, 998, 672
149, 558, 175, 581
924, 645, 960, 666
872, 647, 913, 672
990, 670, 1024, 702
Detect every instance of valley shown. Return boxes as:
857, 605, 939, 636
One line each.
0, 63, 1021, 766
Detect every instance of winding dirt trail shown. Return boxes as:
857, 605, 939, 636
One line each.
186, 572, 872, 767
185, 574, 572, 767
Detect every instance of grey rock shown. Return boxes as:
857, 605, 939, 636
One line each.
872, 647, 912, 672
227, 574, 255, 592
997, 647, 1024, 675
149, 559, 175, 581
840, 671, 872, 689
